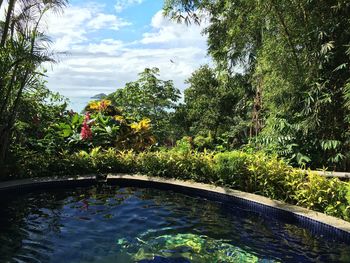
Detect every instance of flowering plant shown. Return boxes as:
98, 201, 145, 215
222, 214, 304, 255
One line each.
80, 113, 92, 140
86, 99, 112, 112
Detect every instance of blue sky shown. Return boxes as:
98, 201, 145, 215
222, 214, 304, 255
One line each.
43, 0, 210, 111
69, 0, 163, 42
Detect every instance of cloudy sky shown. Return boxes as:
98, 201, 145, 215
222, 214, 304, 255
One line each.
43, 0, 210, 111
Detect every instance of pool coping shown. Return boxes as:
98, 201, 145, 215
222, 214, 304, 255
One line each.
1, 173, 350, 241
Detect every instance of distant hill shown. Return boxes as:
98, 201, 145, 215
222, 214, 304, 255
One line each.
91, 93, 107, 100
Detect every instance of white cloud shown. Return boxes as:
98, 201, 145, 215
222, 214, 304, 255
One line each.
45, 7, 210, 111
44, 4, 130, 51
141, 11, 208, 48
87, 13, 131, 30
84, 39, 126, 54
47, 45, 209, 96
114, 0, 144, 13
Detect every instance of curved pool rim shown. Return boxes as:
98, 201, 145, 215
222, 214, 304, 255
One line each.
1, 174, 350, 244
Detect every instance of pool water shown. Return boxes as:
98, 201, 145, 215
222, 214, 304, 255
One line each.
0, 185, 349, 263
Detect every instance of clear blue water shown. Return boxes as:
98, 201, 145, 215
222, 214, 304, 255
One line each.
0, 186, 349, 263
68, 96, 91, 113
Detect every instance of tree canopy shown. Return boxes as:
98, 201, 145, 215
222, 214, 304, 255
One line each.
164, 0, 350, 169
2, 0, 350, 172
108, 68, 181, 143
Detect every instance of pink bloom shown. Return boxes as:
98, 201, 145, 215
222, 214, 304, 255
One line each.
81, 122, 92, 140
81, 113, 92, 140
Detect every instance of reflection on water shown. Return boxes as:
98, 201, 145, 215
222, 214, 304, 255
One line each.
0, 186, 349, 263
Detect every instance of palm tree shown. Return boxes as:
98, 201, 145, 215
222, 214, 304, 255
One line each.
0, 0, 68, 164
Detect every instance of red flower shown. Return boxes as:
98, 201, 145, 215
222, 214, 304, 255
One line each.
81, 113, 92, 140
81, 122, 92, 140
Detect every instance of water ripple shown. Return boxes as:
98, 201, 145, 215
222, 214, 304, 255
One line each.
0, 186, 349, 263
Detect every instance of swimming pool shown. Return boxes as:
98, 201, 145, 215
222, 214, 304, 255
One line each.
0, 184, 349, 262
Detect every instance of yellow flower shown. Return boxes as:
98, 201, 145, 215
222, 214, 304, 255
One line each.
88, 99, 112, 112
114, 115, 124, 121
88, 101, 100, 110
130, 122, 139, 130
131, 118, 151, 132
99, 99, 112, 111
139, 118, 151, 129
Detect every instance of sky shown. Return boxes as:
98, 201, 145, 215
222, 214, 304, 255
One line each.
42, 0, 210, 111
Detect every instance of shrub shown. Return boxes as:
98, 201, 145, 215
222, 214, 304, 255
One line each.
136, 150, 215, 183
293, 172, 349, 219
5, 148, 350, 221
213, 151, 252, 188
246, 153, 294, 200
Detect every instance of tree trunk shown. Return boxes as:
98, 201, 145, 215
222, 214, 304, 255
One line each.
0, 125, 11, 165
0, 0, 16, 48
0, 0, 16, 107
0, 5, 43, 164
270, 0, 302, 75
0, 69, 29, 164
250, 75, 263, 138
0, 66, 18, 118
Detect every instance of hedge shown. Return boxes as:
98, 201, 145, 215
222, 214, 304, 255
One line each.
5, 148, 350, 221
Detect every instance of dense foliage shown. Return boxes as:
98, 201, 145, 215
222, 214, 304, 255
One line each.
8, 145, 350, 222
164, 0, 350, 170
107, 68, 180, 144
12, 98, 156, 156
173, 65, 252, 149
0, 0, 68, 164
2, 0, 350, 222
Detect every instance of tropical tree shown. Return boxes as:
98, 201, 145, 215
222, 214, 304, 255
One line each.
0, 0, 68, 164
164, 0, 350, 169
175, 65, 252, 148
108, 68, 181, 143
